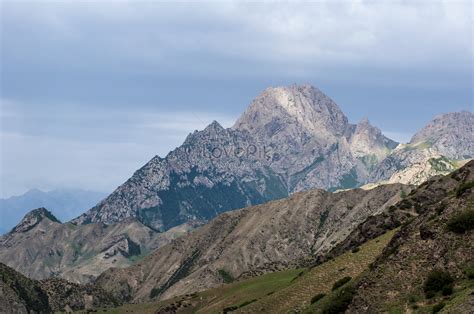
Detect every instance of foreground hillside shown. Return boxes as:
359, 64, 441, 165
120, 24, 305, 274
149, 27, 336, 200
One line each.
347, 161, 474, 312
92, 160, 473, 313
96, 183, 408, 302
89, 230, 396, 314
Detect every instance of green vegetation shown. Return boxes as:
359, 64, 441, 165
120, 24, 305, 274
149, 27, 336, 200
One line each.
455, 180, 474, 197
435, 202, 447, 215
218, 269, 234, 284
311, 293, 326, 304
331, 276, 352, 291
432, 302, 445, 313
0, 263, 51, 312
318, 209, 330, 229
428, 157, 455, 172
328, 168, 359, 192
463, 264, 474, 279
447, 209, 474, 233
400, 190, 407, 199
89, 230, 398, 314
321, 285, 356, 314
423, 270, 454, 298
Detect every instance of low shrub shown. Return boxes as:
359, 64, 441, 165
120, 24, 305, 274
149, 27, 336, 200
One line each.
239, 299, 257, 308
447, 209, 474, 233
332, 276, 352, 291
463, 264, 474, 279
456, 180, 474, 197
436, 202, 447, 215
310, 293, 326, 304
424, 270, 454, 298
218, 269, 234, 284
432, 302, 445, 313
351, 247, 360, 253
442, 285, 453, 296
321, 286, 356, 314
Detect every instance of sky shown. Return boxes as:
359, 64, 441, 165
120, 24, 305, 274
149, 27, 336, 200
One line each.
0, 0, 472, 198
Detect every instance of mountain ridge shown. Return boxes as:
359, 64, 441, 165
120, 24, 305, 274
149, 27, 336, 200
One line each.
72, 85, 408, 231
0, 188, 107, 234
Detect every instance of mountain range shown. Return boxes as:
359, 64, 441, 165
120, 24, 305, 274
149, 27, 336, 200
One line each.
3, 159, 472, 313
0, 84, 472, 313
0, 188, 107, 234
72, 85, 472, 233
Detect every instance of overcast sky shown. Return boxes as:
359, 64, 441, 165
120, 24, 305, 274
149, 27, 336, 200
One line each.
0, 0, 472, 198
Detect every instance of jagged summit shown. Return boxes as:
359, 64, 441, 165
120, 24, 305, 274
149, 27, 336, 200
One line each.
10, 208, 60, 234
203, 120, 224, 133
349, 117, 398, 159
409, 111, 473, 159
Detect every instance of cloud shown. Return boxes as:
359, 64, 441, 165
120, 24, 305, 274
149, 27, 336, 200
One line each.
0, 1, 472, 198
2, 1, 471, 77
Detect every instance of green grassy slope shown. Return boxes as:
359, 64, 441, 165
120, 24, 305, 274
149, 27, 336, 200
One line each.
83, 229, 396, 314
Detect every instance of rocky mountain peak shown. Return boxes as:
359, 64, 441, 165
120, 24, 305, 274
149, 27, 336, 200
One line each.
409, 111, 473, 159
233, 84, 349, 139
204, 120, 224, 133
10, 208, 60, 234
349, 118, 398, 159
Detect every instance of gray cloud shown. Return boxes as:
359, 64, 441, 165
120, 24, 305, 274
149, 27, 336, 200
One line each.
0, 0, 472, 197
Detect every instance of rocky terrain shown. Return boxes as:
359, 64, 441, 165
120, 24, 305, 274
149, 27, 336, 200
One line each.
0, 84, 471, 306
410, 111, 473, 159
72, 86, 472, 234
88, 160, 474, 314
95, 183, 409, 302
368, 111, 473, 185
0, 208, 199, 282
0, 262, 119, 313
345, 160, 474, 312
72, 85, 402, 232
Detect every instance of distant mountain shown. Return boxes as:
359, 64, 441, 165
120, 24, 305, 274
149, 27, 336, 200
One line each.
368, 111, 473, 185
410, 111, 473, 159
0, 188, 107, 234
0, 208, 199, 283
73, 85, 399, 231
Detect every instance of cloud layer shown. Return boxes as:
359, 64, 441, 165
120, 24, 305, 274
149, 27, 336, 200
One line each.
1, 1, 472, 197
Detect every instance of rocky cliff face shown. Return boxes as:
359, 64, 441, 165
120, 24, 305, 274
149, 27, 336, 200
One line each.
368, 111, 473, 185
73, 85, 399, 231
95, 183, 409, 302
0, 208, 197, 283
410, 111, 473, 159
